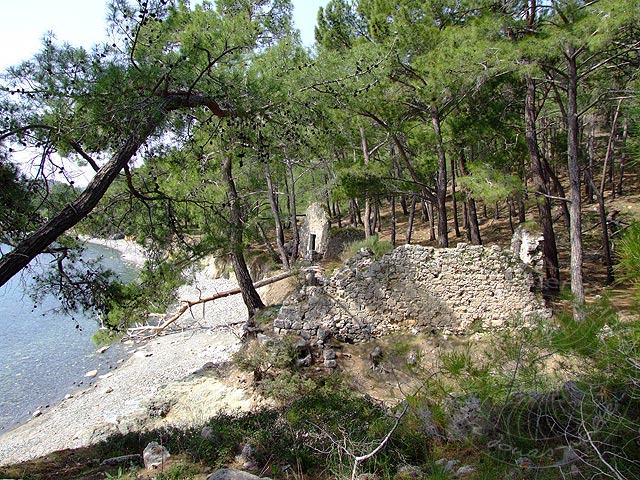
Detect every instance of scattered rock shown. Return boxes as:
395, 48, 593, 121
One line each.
84, 369, 98, 378
206, 468, 267, 480
201, 425, 213, 439
356, 474, 381, 480
143, 441, 170, 469
324, 359, 337, 369
323, 348, 336, 360
393, 464, 424, 479
443, 459, 460, 473
100, 454, 143, 467
235, 444, 258, 471
295, 354, 313, 367
455, 465, 476, 477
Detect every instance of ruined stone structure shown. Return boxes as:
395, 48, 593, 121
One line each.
274, 243, 550, 344
299, 202, 330, 261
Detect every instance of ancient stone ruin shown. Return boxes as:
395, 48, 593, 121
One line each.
300, 202, 330, 261
274, 243, 550, 344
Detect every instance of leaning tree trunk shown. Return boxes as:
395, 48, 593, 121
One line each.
566, 46, 585, 314
0, 93, 234, 288
431, 103, 449, 248
526, 76, 560, 292
222, 156, 265, 318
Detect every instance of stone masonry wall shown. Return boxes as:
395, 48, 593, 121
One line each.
274, 244, 550, 344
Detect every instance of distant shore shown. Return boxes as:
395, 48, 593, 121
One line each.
79, 235, 147, 266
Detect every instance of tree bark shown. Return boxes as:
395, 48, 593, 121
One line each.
526, 76, 560, 292
222, 155, 265, 318
566, 46, 585, 314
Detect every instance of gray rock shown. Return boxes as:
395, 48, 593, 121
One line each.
323, 349, 336, 360
295, 354, 313, 367
206, 468, 267, 480
394, 464, 423, 479
443, 459, 460, 473
455, 465, 476, 477
100, 454, 143, 467
324, 359, 337, 369
356, 474, 381, 480
143, 441, 170, 469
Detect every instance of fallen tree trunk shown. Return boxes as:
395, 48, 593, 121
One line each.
127, 270, 294, 336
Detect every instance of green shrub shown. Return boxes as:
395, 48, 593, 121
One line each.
342, 234, 394, 261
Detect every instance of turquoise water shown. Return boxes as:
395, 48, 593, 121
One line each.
0, 243, 138, 432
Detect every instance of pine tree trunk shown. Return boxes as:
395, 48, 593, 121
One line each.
360, 128, 373, 239
617, 119, 627, 196
586, 120, 596, 203
431, 104, 449, 248
286, 160, 299, 265
543, 156, 571, 229
390, 195, 397, 247
264, 162, 290, 269
221, 156, 265, 318
566, 46, 585, 314
427, 201, 436, 241
451, 155, 461, 237
526, 76, 560, 292
508, 199, 515, 235
518, 195, 526, 224
458, 150, 481, 245
406, 195, 417, 244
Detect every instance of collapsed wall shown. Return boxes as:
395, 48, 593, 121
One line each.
274, 243, 550, 344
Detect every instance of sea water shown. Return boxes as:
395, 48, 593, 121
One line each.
0, 243, 138, 432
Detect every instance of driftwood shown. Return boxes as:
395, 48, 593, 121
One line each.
127, 271, 294, 337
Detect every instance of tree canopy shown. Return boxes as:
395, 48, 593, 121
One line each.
1, 0, 639, 324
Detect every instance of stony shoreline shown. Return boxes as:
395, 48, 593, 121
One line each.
0, 270, 257, 466
79, 235, 147, 266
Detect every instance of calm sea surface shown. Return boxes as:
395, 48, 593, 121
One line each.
0, 243, 138, 433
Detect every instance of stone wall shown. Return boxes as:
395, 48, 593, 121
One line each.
274, 243, 550, 344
